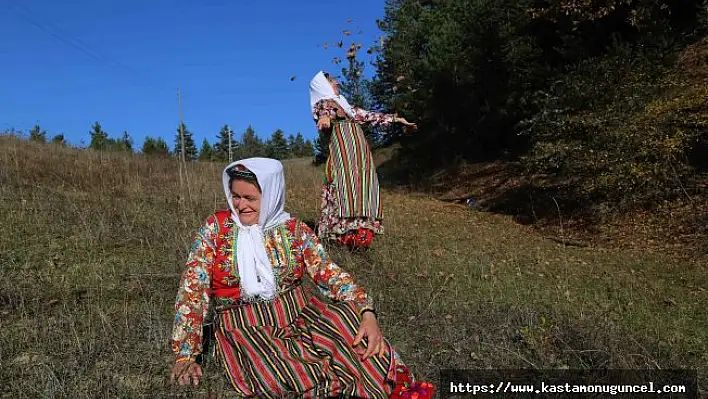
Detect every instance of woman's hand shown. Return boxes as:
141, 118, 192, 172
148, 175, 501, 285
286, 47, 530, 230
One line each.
394, 116, 417, 130
352, 312, 386, 361
170, 359, 203, 386
317, 116, 331, 130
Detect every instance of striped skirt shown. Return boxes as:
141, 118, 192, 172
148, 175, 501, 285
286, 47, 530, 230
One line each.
213, 285, 403, 398
317, 121, 384, 242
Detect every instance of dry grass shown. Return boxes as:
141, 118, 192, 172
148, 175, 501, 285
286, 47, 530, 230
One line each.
1, 134, 707, 397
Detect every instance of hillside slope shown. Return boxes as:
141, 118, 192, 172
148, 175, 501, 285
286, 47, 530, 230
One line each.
1, 135, 706, 396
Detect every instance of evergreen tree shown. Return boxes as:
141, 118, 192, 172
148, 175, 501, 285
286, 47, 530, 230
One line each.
155, 137, 170, 156
174, 122, 197, 161
240, 125, 265, 157
199, 138, 216, 161
89, 122, 109, 150
302, 138, 315, 157
142, 137, 157, 155
142, 136, 171, 157
266, 129, 289, 160
29, 124, 47, 143
313, 133, 330, 165
51, 134, 66, 146
214, 124, 236, 162
293, 133, 308, 157
121, 131, 133, 152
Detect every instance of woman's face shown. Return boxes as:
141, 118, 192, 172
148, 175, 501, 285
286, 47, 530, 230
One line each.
230, 179, 261, 226
327, 76, 339, 95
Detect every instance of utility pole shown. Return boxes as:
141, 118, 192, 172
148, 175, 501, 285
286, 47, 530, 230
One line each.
177, 87, 192, 207
228, 125, 232, 163
178, 88, 186, 163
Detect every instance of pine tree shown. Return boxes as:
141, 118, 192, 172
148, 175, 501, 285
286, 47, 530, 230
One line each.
155, 137, 170, 156
199, 138, 216, 161
287, 134, 297, 158
240, 125, 265, 157
121, 131, 133, 152
214, 124, 236, 162
142, 137, 157, 155
266, 129, 289, 160
142, 136, 171, 157
313, 132, 330, 165
302, 138, 315, 157
51, 134, 66, 146
89, 122, 109, 150
29, 124, 47, 143
174, 122, 197, 161
294, 133, 308, 157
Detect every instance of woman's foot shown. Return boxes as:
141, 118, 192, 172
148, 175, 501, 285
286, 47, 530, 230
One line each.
336, 228, 374, 250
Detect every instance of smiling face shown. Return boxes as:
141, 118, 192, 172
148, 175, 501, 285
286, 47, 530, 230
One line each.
230, 179, 261, 226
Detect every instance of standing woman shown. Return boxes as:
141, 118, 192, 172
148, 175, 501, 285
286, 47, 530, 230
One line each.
309, 71, 416, 249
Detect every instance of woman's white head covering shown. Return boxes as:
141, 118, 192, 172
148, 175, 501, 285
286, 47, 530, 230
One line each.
222, 157, 291, 300
309, 70, 355, 118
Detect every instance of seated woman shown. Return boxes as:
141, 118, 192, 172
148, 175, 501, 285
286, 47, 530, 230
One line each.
169, 158, 433, 398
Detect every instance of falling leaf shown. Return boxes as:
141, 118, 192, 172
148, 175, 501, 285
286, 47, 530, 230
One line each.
289, 76, 296, 81
343, 30, 351, 36
337, 40, 343, 48
332, 57, 341, 64
347, 18, 353, 23
392, 85, 398, 92
323, 42, 329, 50
396, 75, 405, 82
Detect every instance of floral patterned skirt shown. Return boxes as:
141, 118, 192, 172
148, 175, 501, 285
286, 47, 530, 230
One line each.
316, 121, 385, 249
317, 182, 383, 249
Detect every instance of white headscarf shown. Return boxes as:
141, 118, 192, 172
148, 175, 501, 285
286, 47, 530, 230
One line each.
309, 71, 355, 118
222, 158, 292, 300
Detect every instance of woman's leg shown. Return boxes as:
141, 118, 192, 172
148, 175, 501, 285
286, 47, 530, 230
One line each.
320, 122, 383, 247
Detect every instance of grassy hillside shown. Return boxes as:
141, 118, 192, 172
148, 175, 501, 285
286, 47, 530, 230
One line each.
376, 38, 708, 262
1, 134, 706, 397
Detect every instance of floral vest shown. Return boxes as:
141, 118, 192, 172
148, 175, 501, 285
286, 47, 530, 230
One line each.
209, 210, 304, 302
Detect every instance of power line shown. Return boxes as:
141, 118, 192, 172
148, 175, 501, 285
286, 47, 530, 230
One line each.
4, 0, 174, 94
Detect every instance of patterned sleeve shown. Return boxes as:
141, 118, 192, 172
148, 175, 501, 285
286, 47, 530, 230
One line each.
169, 214, 218, 362
352, 106, 395, 127
313, 100, 338, 121
297, 221, 375, 314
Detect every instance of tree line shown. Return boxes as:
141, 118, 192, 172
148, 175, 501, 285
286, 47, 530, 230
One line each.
357, 0, 707, 214
22, 121, 316, 162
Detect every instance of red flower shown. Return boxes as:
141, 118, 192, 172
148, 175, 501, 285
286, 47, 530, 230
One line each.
390, 366, 433, 399
390, 381, 434, 399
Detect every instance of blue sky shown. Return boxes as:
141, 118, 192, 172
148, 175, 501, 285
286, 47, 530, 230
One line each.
0, 0, 386, 149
